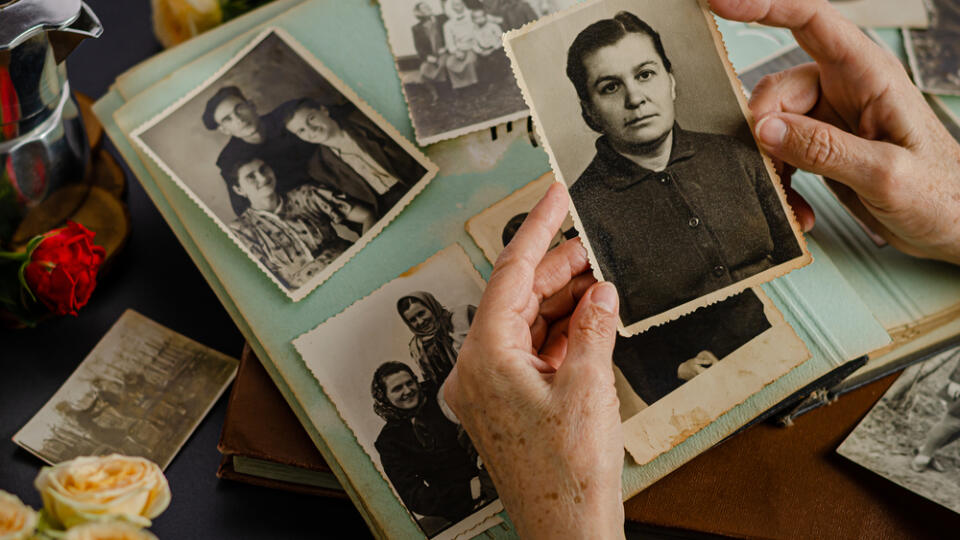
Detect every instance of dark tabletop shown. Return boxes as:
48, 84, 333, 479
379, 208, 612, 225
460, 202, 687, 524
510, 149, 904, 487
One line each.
0, 1, 372, 537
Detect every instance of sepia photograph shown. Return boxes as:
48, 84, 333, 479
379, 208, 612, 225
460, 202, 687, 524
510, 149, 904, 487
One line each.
461, 171, 808, 464
132, 28, 437, 301
905, 0, 960, 96
13, 310, 238, 470
505, 0, 811, 335
379, 0, 579, 145
292, 245, 501, 540
827, 0, 928, 29
838, 344, 960, 515
465, 172, 576, 263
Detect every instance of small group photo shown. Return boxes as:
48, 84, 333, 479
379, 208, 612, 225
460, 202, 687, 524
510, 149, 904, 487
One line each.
293, 246, 500, 540
133, 28, 436, 301
379, 0, 578, 144
504, 0, 811, 335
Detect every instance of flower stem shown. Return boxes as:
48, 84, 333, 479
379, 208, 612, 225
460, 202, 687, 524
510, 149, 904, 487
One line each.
0, 251, 25, 261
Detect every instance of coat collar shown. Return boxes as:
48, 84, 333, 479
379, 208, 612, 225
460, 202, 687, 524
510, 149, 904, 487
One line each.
590, 124, 697, 192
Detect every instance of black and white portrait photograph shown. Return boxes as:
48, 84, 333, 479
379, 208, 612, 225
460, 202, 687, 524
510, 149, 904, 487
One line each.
505, 0, 811, 335
292, 245, 501, 539
379, 0, 578, 144
132, 28, 437, 301
838, 344, 960, 515
13, 310, 238, 470
906, 0, 960, 96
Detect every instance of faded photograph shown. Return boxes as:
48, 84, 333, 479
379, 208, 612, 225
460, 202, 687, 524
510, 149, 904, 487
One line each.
292, 246, 500, 540
506, 0, 809, 334
14, 311, 237, 470
827, 0, 928, 28
465, 172, 576, 263
134, 29, 436, 301
906, 0, 960, 96
838, 344, 960, 514
379, 0, 579, 144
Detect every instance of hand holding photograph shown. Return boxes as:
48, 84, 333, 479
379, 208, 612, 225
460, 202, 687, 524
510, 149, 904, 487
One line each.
463, 172, 810, 465
292, 245, 501, 540
132, 28, 437, 301
504, 0, 811, 335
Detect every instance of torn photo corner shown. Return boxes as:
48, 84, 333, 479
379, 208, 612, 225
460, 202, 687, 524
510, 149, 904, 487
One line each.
504, 0, 812, 336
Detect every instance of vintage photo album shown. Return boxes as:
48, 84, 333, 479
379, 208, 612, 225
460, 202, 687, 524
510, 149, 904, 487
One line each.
92, 0, 960, 537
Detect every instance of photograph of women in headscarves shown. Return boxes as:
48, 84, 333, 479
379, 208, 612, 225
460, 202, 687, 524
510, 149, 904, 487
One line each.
378, 0, 579, 144
371, 361, 496, 536
397, 291, 476, 387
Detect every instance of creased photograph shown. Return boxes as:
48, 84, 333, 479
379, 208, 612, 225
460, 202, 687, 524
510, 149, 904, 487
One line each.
505, 0, 811, 335
13, 310, 237, 470
838, 344, 960, 515
378, 0, 579, 144
292, 245, 502, 540
132, 28, 437, 301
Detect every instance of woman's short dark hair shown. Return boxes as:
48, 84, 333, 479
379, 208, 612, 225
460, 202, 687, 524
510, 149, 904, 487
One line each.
566, 11, 672, 103
202, 86, 246, 130
218, 152, 265, 188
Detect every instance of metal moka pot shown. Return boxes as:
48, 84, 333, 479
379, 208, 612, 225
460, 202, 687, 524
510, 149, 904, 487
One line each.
0, 0, 102, 245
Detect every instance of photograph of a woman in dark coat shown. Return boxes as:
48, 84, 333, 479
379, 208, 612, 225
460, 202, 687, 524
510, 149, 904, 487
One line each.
280, 97, 427, 218
371, 362, 495, 536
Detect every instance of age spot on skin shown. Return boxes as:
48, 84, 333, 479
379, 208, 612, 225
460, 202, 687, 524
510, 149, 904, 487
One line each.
519, 437, 526, 446
548, 492, 559, 500
574, 495, 582, 504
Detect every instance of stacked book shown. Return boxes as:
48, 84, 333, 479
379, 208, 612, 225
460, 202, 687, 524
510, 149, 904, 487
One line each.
92, 0, 960, 537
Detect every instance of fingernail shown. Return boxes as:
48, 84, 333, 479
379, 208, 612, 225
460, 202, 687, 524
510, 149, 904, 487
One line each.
592, 282, 618, 313
756, 116, 787, 146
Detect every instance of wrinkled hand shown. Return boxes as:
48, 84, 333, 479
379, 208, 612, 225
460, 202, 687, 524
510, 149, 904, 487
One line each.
711, 0, 960, 263
444, 184, 624, 540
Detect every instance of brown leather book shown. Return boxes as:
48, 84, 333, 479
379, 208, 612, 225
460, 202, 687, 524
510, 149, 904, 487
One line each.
624, 373, 960, 539
217, 343, 344, 498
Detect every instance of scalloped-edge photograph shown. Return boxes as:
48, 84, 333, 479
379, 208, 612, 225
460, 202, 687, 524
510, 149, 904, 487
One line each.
504, 0, 811, 336
377, 0, 580, 145
292, 244, 502, 540
131, 27, 437, 302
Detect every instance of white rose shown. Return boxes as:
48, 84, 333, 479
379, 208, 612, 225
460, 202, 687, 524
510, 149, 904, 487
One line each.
64, 522, 158, 540
34, 455, 171, 529
0, 491, 37, 540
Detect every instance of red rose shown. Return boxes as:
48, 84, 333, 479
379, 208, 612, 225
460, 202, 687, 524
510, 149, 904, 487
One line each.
22, 221, 106, 316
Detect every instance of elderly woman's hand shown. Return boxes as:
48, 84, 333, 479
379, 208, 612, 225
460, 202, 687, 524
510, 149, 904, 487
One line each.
711, 0, 960, 264
443, 184, 625, 540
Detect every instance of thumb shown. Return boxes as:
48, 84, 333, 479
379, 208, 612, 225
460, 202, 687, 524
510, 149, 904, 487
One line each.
558, 281, 619, 385
754, 112, 905, 207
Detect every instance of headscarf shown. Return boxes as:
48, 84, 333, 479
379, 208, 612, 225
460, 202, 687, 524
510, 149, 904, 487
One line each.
371, 361, 437, 449
397, 292, 458, 385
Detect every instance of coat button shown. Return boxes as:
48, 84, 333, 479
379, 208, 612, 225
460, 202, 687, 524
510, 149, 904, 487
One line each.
713, 265, 726, 277
688, 216, 700, 228
659, 174, 670, 184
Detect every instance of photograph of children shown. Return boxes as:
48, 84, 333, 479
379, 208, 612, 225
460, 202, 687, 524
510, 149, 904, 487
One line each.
292, 245, 501, 540
14, 310, 238, 470
379, 0, 579, 145
838, 344, 960, 515
505, 0, 811, 335
132, 28, 437, 301
906, 0, 960, 96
